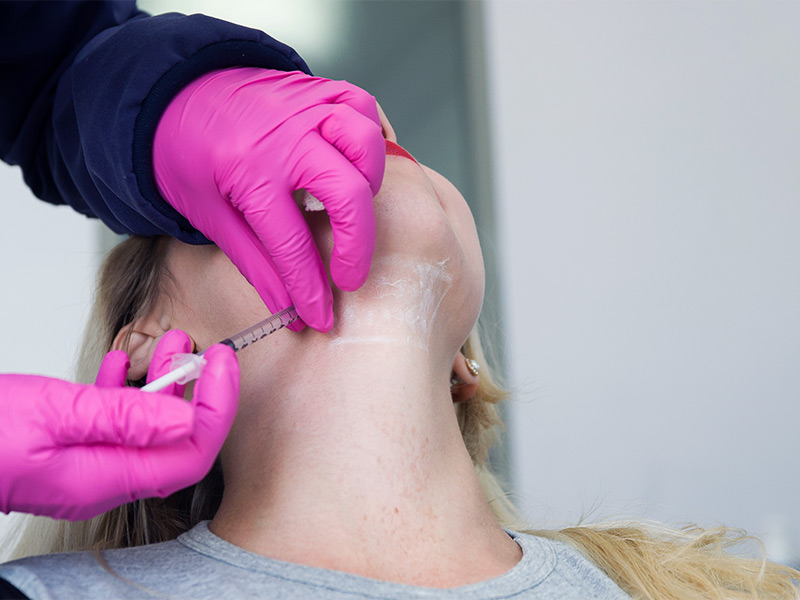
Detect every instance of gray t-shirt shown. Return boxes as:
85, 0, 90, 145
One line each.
0, 522, 629, 599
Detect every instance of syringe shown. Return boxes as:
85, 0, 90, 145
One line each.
141, 306, 299, 393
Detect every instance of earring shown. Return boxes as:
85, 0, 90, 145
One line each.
465, 358, 480, 377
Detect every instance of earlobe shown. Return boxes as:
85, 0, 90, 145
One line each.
450, 352, 480, 403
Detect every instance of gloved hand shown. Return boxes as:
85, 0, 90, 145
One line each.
0, 330, 238, 521
154, 67, 386, 332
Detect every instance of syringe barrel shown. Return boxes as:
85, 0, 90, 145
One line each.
222, 306, 299, 353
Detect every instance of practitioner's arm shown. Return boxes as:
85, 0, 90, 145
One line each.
0, 578, 27, 600
153, 67, 385, 331
0, 0, 309, 234
1, 1, 385, 331
0, 331, 238, 521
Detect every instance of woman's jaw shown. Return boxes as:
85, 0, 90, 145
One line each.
327, 254, 454, 349
306, 145, 486, 355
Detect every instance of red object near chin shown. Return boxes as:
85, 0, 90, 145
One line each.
385, 140, 418, 164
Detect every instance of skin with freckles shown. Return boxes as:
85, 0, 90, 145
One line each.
120, 117, 520, 588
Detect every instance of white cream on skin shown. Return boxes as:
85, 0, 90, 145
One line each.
332, 255, 452, 349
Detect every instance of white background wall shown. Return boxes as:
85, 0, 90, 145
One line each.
485, 1, 799, 564
0, 166, 99, 380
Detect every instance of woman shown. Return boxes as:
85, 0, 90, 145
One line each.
0, 121, 797, 599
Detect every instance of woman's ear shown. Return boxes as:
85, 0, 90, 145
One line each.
450, 351, 480, 403
112, 318, 163, 382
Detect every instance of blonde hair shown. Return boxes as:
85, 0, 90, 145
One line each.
3, 236, 798, 599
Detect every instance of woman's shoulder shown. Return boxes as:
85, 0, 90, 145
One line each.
0, 525, 630, 600
0, 537, 186, 599
508, 530, 630, 599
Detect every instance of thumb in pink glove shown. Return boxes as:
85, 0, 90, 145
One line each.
154, 67, 386, 332
0, 330, 238, 521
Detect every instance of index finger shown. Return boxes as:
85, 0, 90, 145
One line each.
237, 188, 334, 331
291, 132, 377, 292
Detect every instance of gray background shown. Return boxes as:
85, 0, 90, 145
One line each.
486, 1, 800, 566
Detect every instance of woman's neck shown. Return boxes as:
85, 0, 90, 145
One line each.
209, 341, 521, 587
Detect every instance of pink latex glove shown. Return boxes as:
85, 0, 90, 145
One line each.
0, 331, 238, 521
154, 67, 386, 332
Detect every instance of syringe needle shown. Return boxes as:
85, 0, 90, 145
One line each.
141, 306, 299, 393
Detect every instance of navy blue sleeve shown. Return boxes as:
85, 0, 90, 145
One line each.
0, 1, 311, 242
0, 577, 29, 599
